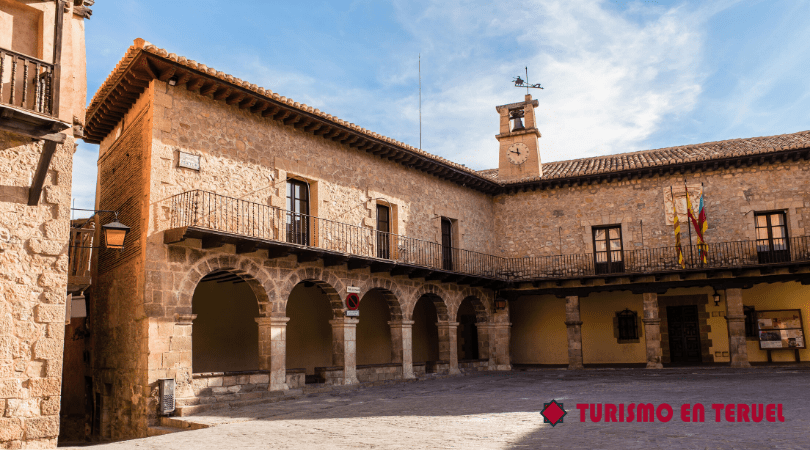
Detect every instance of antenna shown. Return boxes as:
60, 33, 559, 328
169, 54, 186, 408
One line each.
419, 54, 422, 150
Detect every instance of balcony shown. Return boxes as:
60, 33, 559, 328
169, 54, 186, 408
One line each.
0, 48, 69, 141
164, 191, 810, 290
68, 219, 95, 294
164, 191, 507, 288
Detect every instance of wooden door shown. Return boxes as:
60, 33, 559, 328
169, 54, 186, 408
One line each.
441, 218, 453, 270
376, 204, 390, 259
667, 305, 702, 363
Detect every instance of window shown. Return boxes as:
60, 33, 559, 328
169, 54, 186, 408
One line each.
286, 179, 309, 245
376, 204, 390, 259
593, 225, 624, 274
441, 218, 453, 271
755, 211, 790, 263
744, 306, 757, 339
616, 309, 639, 341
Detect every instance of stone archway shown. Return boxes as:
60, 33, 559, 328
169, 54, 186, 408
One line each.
279, 266, 345, 317
282, 267, 357, 385
177, 254, 278, 317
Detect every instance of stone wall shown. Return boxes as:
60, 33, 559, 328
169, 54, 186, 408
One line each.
494, 162, 810, 258
89, 87, 155, 440
0, 131, 75, 448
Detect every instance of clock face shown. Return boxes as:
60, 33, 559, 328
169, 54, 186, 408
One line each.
507, 142, 530, 165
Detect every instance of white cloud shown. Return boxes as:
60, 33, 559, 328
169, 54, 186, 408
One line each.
381, 0, 712, 169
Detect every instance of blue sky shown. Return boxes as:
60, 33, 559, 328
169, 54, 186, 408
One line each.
72, 0, 810, 210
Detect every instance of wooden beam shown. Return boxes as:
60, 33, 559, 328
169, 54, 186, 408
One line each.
213, 87, 232, 101
187, 77, 206, 92
225, 93, 245, 105
201, 237, 224, 249
235, 242, 258, 254
158, 66, 177, 82
251, 101, 270, 114
283, 115, 300, 126
27, 140, 58, 206
261, 106, 280, 117
200, 83, 218, 96
239, 97, 257, 109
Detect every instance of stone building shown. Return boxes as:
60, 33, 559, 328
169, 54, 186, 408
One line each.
78, 38, 810, 440
0, 0, 91, 448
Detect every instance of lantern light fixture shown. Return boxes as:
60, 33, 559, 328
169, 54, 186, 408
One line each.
70, 209, 131, 251
713, 289, 722, 307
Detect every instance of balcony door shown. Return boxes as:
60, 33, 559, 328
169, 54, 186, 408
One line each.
755, 212, 789, 263
441, 218, 453, 271
593, 225, 624, 274
286, 179, 309, 245
376, 204, 390, 259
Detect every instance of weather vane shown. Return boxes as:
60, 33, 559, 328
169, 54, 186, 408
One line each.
513, 66, 543, 94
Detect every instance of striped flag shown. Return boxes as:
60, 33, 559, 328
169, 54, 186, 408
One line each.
672, 188, 685, 268
685, 185, 708, 264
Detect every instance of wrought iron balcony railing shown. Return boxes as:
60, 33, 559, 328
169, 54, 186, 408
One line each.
169, 190, 507, 279
168, 190, 810, 282
0, 48, 55, 116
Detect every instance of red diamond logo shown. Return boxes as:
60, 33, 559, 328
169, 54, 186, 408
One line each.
541, 400, 567, 427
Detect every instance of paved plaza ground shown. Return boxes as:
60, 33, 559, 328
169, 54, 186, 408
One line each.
63, 367, 810, 449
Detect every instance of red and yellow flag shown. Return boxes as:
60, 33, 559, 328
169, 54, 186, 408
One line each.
672, 190, 685, 268
685, 185, 708, 264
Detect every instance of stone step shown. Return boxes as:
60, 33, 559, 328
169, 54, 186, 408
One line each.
147, 426, 180, 437
175, 391, 299, 417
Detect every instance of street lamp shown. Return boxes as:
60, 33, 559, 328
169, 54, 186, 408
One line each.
71, 209, 131, 250
101, 220, 130, 249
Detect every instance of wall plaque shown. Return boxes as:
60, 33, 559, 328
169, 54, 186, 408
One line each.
178, 151, 201, 171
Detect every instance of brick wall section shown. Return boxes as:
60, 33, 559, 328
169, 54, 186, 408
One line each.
0, 131, 75, 448
91, 87, 155, 440
493, 162, 810, 258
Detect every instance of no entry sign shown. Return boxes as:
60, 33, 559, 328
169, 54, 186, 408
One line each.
345, 293, 360, 311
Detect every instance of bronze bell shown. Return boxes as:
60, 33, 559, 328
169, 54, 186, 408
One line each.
511, 115, 525, 131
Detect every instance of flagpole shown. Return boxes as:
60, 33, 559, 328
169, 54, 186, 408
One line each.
684, 183, 694, 267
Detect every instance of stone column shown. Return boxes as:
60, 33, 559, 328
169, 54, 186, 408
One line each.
173, 314, 197, 398
437, 321, 461, 375
255, 316, 290, 390
389, 320, 415, 379
487, 314, 512, 371
725, 288, 751, 368
642, 293, 663, 369
329, 317, 360, 384
475, 322, 493, 368
565, 296, 584, 370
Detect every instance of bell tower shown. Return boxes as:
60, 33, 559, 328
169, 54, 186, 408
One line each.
496, 94, 542, 181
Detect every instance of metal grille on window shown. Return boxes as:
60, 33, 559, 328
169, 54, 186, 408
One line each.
617, 309, 638, 340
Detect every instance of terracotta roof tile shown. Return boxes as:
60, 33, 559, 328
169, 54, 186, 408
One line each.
485, 130, 810, 184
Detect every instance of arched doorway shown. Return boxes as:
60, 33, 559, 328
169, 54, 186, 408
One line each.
457, 298, 480, 360
285, 281, 335, 380
191, 270, 260, 373
412, 294, 442, 365
356, 289, 394, 365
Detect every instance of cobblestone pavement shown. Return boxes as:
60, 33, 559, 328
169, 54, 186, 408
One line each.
64, 367, 810, 450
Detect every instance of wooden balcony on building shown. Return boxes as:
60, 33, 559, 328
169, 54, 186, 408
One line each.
164, 191, 810, 294
68, 219, 95, 294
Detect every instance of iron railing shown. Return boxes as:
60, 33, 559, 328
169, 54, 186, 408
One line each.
168, 190, 810, 282
503, 237, 810, 281
0, 48, 55, 115
169, 190, 500, 278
